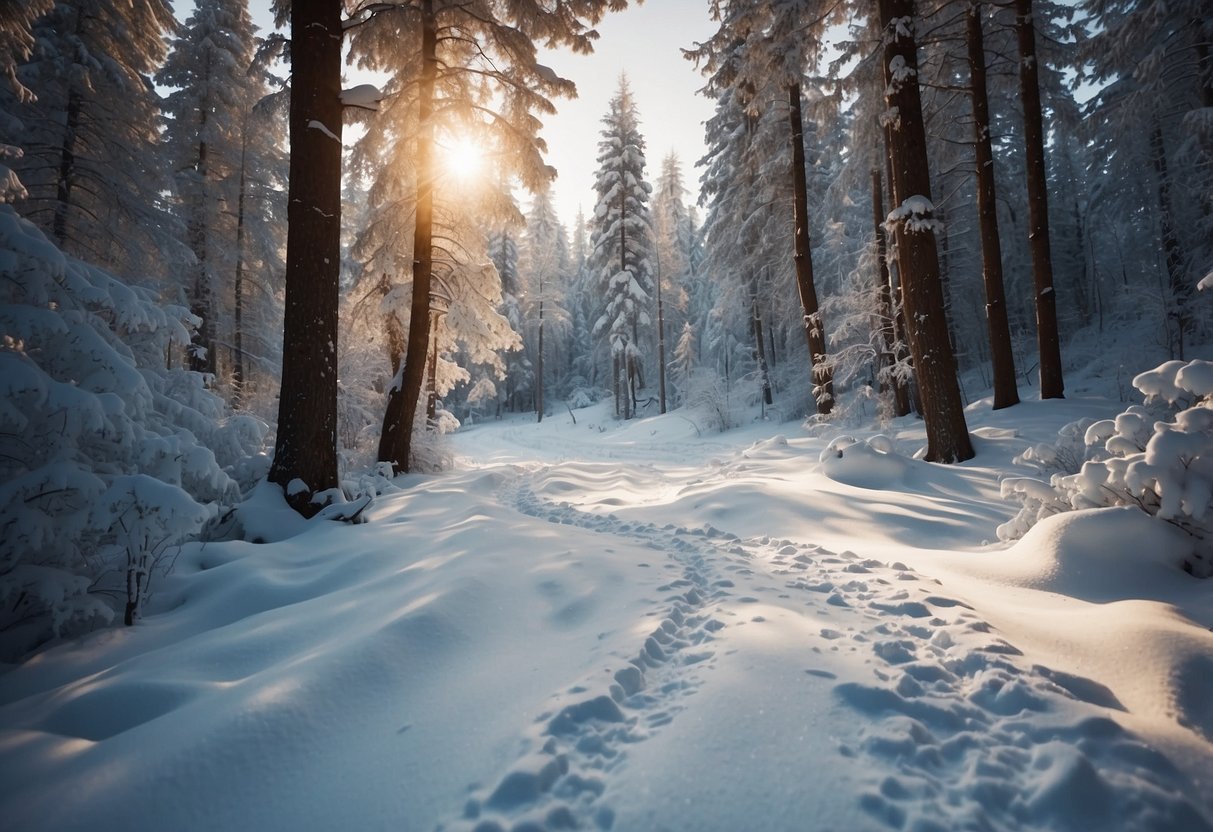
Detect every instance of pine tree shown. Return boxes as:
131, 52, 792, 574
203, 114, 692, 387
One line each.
0, 0, 185, 276
158, 0, 267, 382
1080, 0, 1213, 359
652, 153, 697, 415
364, 0, 625, 472
522, 188, 569, 422
589, 76, 656, 421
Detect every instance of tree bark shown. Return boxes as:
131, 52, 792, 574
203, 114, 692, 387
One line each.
189, 48, 216, 378
232, 129, 248, 409
751, 280, 773, 406
788, 83, 834, 415
189, 129, 215, 376
52, 8, 84, 250
871, 168, 911, 416
1015, 0, 1064, 398
267, 0, 343, 514
967, 3, 1019, 409
879, 0, 974, 463
378, 0, 437, 473
426, 312, 439, 423
537, 294, 545, 422
1150, 119, 1190, 359
657, 257, 667, 414
883, 122, 921, 417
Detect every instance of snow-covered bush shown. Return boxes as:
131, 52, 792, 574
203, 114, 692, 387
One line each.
680, 368, 758, 433
1012, 417, 1100, 477
1000, 359, 1213, 577
0, 206, 263, 658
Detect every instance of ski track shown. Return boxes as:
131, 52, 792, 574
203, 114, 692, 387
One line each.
436, 463, 1211, 832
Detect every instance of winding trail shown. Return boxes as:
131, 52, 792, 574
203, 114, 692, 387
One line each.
437, 459, 1210, 832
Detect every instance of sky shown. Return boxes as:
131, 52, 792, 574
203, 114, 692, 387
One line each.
243, 0, 718, 229
533, 1, 719, 225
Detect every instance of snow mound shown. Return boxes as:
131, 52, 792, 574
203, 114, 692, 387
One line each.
1002, 507, 1198, 601
818, 434, 911, 489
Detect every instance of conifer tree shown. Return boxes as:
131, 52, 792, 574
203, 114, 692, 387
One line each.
366, 0, 626, 472
522, 188, 569, 422
589, 76, 656, 420
158, 0, 266, 382
0, 0, 185, 276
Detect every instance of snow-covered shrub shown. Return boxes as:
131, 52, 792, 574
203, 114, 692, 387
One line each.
1000, 359, 1213, 577
1012, 417, 1100, 477
680, 368, 757, 433
0, 206, 261, 658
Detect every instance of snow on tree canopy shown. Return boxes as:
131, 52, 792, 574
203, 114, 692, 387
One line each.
341, 84, 384, 111
0, 205, 266, 660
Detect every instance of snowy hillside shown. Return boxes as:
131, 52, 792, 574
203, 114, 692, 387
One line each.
1, 395, 1210, 831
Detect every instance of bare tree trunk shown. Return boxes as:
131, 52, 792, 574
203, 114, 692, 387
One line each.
872, 168, 912, 416
967, 2, 1019, 409
750, 280, 773, 406
379, 0, 437, 473
879, 0, 974, 463
190, 128, 215, 376
657, 258, 667, 414
189, 48, 216, 378
52, 8, 84, 250
537, 292, 545, 423
613, 353, 621, 417
788, 83, 834, 415
232, 129, 248, 409
1150, 119, 1190, 360
267, 0, 343, 514
1015, 0, 1065, 399
426, 312, 439, 424
883, 123, 921, 417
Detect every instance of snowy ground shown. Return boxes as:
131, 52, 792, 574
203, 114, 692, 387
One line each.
1, 395, 1211, 831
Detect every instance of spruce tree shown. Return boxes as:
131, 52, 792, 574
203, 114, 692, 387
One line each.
589, 76, 656, 420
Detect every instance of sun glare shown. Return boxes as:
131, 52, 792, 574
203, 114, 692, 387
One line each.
442, 136, 484, 182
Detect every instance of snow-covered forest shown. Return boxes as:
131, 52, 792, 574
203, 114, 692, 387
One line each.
2, 0, 1212, 829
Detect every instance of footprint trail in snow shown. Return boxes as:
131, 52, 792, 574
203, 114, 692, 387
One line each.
436, 465, 1210, 832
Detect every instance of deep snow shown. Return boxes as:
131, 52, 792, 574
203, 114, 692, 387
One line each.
1, 395, 1211, 831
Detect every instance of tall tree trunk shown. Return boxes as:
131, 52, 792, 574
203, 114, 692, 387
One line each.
1015, 0, 1065, 399
426, 312, 439, 423
788, 83, 834, 415
537, 291, 545, 423
750, 280, 773, 406
967, 2, 1019, 409
267, 0, 343, 515
657, 258, 667, 414
190, 128, 215, 376
378, 0, 437, 473
52, 8, 84, 249
232, 129, 248, 409
1150, 119, 1190, 359
613, 353, 622, 417
872, 168, 912, 416
879, 0, 974, 463
883, 123, 921, 417
189, 48, 216, 377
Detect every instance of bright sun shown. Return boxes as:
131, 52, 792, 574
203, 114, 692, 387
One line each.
442, 136, 484, 181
